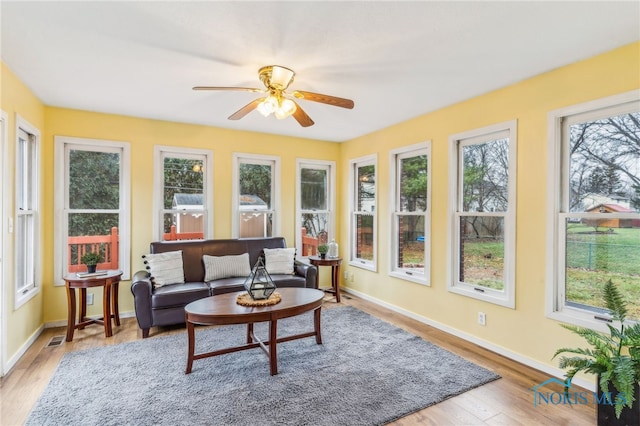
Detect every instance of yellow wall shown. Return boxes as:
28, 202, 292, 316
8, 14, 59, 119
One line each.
338, 42, 640, 379
41, 109, 340, 323
1, 63, 46, 367
1, 41, 638, 380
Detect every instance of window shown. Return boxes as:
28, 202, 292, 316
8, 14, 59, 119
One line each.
349, 155, 377, 271
15, 116, 40, 306
54, 136, 131, 284
389, 143, 431, 284
296, 160, 336, 257
547, 91, 640, 328
449, 121, 517, 307
232, 154, 280, 238
154, 146, 213, 241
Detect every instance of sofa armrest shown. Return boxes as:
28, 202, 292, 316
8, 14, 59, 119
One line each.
294, 260, 318, 289
130, 270, 153, 331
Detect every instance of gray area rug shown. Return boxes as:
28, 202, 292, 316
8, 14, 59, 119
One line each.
27, 306, 499, 425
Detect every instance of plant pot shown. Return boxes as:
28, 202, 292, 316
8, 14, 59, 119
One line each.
86, 264, 97, 274
597, 382, 639, 426
319, 253, 326, 259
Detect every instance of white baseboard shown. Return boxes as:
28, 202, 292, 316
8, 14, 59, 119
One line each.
342, 287, 595, 392
3, 324, 44, 376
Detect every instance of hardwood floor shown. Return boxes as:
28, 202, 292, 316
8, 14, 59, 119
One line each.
0, 293, 595, 425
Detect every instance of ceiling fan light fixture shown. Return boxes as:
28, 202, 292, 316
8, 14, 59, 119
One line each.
257, 95, 278, 116
270, 66, 295, 90
275, 98, 297, 119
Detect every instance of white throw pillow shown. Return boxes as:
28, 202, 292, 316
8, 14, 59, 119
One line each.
203, 253, 251, 281
142, 250, 185, 287
263, 247, 296, 275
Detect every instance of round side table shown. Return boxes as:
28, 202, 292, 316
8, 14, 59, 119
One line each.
63, 270, 122, 342
309, 256, 343, 302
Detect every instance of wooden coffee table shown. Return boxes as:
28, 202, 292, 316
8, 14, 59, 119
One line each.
184, 287, 324, 376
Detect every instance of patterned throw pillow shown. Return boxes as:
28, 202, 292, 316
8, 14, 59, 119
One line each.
263, 247, 296, 275
203, 253, 251, 281
142, 250, 185, 287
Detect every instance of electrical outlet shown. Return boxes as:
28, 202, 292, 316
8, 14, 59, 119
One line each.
349, 272, 355, 282
478, 312, 486, 326
87, 293, 94, 305
344, 271, 348, 280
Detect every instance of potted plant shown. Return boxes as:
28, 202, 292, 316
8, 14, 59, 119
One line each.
81, 251, 103, 273
553, 280, 640, 424
317, 245, 328, 259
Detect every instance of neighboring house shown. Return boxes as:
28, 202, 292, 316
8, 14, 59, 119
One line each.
582, 193, 631, 211
239, 194, 269, 237
585, 203, 640, 228
172, 193, 204, 233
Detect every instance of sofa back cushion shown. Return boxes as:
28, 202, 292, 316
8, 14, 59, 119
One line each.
149, 237, 288, 282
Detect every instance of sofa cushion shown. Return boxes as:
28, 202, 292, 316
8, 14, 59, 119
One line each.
203, 253, 251, 281
151, 282, 210, 309
142, 250, 185, 287
263, 247, 296, 275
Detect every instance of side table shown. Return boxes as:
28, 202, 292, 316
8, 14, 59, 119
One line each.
63, 270, 122, 342
309, 256, 343, 302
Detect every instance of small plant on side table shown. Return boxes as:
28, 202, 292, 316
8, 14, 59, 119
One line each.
81, 251, 103, 273
317, 245, 328, 259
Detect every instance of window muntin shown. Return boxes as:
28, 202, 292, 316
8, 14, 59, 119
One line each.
297, 161, 335, 257
155, 147, 212, 241
350, 155, 377, 270
450, 121, 516, 307
16, 126, 38, 301
550, 97, 640, 325
233, 154, 280, 238
54, 137, 131, 284
390, 144, 431, 284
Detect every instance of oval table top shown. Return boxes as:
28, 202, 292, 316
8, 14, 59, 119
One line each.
185, 287, 324, 325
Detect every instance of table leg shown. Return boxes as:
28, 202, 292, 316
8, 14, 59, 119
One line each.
333, 265, 341, 303
314, 307, 323, 344
185, 320, 195, 374
247, 323, 254, 343
103, 283, 112, 337
78, 288, 87, 327
66, 286, 76, 342
111, 280, 120, 326
269, 320, 278, 376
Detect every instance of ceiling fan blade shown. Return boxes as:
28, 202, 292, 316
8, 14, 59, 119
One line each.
193, 86, 263, 93
228, 98, 265, 120
292, 90, 354, 109
292, 101, 314, 127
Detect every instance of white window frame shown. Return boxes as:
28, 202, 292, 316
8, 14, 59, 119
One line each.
389, 142, 431, 285
15, 115, 40, 307
546, 90, 640, 331
448, 120, 517, 308
232, 153, 281, 238
153, 146, 213, 241
54, 136, 131, 285
349, 154, 377, 272
295, 159, 336, 258
0, 110, 7, 373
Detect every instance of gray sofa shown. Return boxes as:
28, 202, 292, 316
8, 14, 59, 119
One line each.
130, 237, 317, 338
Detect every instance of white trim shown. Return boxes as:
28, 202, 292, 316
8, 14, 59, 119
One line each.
295, 158, 336, 257
14, 115, 41, 309
153, 145, 214, 241
388, 141, 432, 285
348, 154, 378, 272
545, 89, 640, 331
53, 136, 131, 285
3, 324, 43, 376
0, 109, 8, 376
447, 120, 517, 309
232, 153, 281, 238
342, 287, 595, 392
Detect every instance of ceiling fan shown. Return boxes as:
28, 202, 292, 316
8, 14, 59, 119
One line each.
193, 65, 354, 127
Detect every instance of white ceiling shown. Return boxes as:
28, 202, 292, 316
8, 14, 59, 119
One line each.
1, 1, 639, 142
